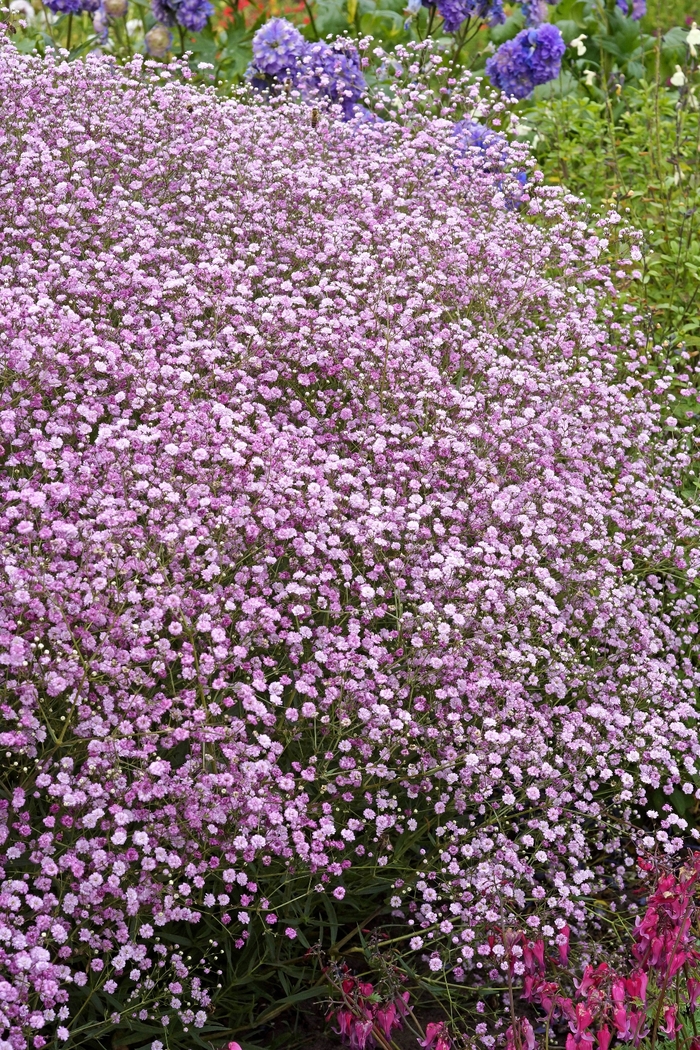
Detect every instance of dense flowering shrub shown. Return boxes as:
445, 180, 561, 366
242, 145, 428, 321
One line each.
0, 34, 699, 1049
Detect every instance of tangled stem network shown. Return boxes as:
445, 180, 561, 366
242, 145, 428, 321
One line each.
0, 36, 698, 1050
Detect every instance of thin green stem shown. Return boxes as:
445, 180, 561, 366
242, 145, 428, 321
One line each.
419, 5, 436, 71
42, 3, 57, 44
303, 0, 319, 41
123, 14, 132, 55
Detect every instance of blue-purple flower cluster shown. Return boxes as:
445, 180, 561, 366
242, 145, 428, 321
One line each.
45, 0, 99, 15
452, 118, 528, 207
453, 117, 505, 153
151, 0, 212, 32
486, 22, 565, 99
419, 0, 643, 39
519, 0, 557, 26
251, 17, 307, 77
248, 19, 367, 119
616, 0, 646, 17
422, 0, 504, 34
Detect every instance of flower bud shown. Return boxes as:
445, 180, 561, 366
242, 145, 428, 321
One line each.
104, 0, 128, 16
145, 23, 171, 57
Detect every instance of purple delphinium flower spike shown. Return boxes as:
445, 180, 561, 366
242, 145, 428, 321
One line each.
252, 17, 307, 77
92, 3, 109, 40
248, 23, 367, 120
435, 0, 472, 32
428, 0, 505, 31
297, 39, 366, 116
526, 22, 566, 85
519, 0, 557, 26
616, 0, 646, 18
486, 21, 565, 98
176, 0, 212, 31
151, 0, 211, 30
150, 0, 177, 26
485, 34, 536, 97
45, 0, 100, 14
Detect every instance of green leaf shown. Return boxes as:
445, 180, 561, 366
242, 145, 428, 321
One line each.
596, 23, 641, 61
626, 59, 645, 80
68, 38, 96, 59
378, 0, 410, 14
489, 10, 524, 45
15, 35, 40, 52
552, 0, 588, 23
315, 0, 353, 36
662, 25, 689, 52
255, 985, 325, 1025
532, 70, 578, 99
359, 8, 405, 38
556, 18, 584, 43
321, 894, 339, 945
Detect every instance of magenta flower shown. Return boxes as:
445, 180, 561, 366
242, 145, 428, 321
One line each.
421, 1022, 452, 1050
687, 978, 700, 1012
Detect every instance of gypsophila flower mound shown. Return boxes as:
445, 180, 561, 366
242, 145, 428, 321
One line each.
0, 42, 699, 1050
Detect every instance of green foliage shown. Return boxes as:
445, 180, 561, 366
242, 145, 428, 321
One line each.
522, 40, 700, 765
643, 0, 700, 33
525, 52, 700, 359
544, 0, 695, 89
